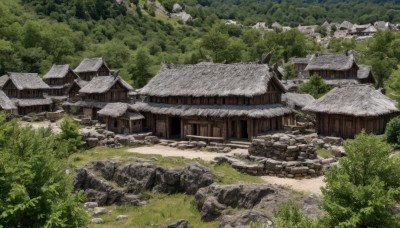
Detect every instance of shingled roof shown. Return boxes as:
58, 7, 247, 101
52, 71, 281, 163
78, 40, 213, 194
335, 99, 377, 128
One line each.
304, 52, 356, 71
4, 73, 50, 90
303, 85, 399, 117
0, 90, 16, 111
140, 63, 285, 97
43, 64, 75, 79
74, 57, 109, 73
98, 102, 144, 120
79, 76, 133, 94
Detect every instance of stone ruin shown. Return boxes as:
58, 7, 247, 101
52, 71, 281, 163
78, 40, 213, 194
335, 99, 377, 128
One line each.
215, 133, 341, 178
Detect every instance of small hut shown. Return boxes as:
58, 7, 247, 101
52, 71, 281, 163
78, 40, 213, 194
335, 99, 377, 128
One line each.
98, 102, 144, 134
303, 85, 399, 138
43, 64, 78, 96
64, 76, 133, 119
74, 57, 110, 81
135, 63, 294, 140
1, 73, 52, 115
0, 90, 17, 115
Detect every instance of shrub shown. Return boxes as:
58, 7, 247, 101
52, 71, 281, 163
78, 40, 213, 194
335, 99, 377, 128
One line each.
274, 201, 317, 228
56, 116, 83, 158
385, 117, 400, 147
298, 74, 331, 98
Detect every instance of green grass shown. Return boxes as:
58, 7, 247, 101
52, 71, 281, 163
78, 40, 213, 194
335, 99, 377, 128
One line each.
89, 193, 219, 228
316, 148, 331, 158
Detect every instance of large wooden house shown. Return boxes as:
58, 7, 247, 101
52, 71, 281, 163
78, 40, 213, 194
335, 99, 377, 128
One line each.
304, 52, 375, 85
43, 64, 79, 96
98, 102, 144, 134
0, 73, 52, 115
74, 57, 110, 81
303, 85, 399, 138
134, 63, 294, 140
65, 76, 133, 119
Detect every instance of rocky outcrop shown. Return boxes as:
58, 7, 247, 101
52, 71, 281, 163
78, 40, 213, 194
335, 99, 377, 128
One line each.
219, 210, 271, 228
168, 219, 188, 228
195, 183, 321, 224
73, 160, 214, 205
172, 3, 183, 13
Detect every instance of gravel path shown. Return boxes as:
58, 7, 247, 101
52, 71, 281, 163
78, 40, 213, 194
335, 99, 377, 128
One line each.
128, 145, 325, 195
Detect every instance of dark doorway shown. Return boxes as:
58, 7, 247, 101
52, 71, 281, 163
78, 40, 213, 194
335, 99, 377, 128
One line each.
193, 124, 198, 135
170, 117, 181, 138
230, 120, 236, 138
240, 120, 248, 139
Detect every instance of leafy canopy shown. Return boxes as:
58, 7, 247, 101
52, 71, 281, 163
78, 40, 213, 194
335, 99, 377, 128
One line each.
298, 74, 331, 98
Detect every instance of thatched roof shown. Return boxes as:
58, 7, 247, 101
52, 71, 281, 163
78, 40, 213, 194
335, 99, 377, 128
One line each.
304, 52, 356, 71
0, 75, 9, 88
74, 57, 109, 73
140, 63, 285, 97
133, 101, 292, 118
79, 76, 133, 94
63, 100, 107, 109
357, 65, 372, 79
325, 79, 359, 87
11, 98, 52, 107
289, 54, 313, 64
43, 64, 77, 79
3, 73, 50, 90
0, 90, 16, 110
340, 21, 353, 30
303, 85, 399, 117
98, 102, 144, 120
282, 93, 315, 108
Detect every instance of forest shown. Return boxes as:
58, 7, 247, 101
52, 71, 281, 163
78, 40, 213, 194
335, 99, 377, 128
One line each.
0, 0, 400, 89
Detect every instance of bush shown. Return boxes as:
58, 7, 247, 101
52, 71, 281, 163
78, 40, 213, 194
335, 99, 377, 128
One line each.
0, 113, 88, 227
56, 116, 83, 158
385, 117, 400, 147
320, 131, 400, 227
274, 201, 318, 228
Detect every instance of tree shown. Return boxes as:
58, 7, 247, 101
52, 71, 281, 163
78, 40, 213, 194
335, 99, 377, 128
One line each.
283, 63, 295, 80
298, 74, 331, 98
131, 48, 152, 88
201, 29, 229, 63
321, 132, 400, 227
0, 114, 88, 227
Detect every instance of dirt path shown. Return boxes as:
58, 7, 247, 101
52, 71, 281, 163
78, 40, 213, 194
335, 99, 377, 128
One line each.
262, 176, 325, 196
127, 145, 247, 161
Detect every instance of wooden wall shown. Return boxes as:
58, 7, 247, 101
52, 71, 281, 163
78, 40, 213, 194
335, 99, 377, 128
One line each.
82, 81, 128, 102
104, 116, 142, 134
309, 64, 358, 80
18, 105, 51, 115
78, 64, 110, 81
142, 112, 290, 140
3, 81, 46, 98
316, 112, 397, 138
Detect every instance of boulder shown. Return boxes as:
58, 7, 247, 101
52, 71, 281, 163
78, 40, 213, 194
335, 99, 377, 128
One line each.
219, 210, 271, 228
180, 163, 214, 194
168, 219, 188, 228
90, 218, 104, 224
153, 167, 183, 193
86, 138, 99, 148
116, 215, 129, 221
172, 3, 183, 13
84, 202, 98, 208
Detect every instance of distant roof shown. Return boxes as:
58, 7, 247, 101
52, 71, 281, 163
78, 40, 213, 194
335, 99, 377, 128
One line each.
140, 63, 285, 97
133, 102, 293, 118
43, 64, 77, 79
0, 90, 16, 110
282, 92, 315, 108
289, 54, 313, 64
74, 57, 109, 73
11, 98, 52, 107
4, 73, 50, 90
357, 65, 373, 80
305, 52, 356, 71
98, 102, 144, 119
79, 76, 133, 94
0, 75, 9, 88
303, 85, 398, 117
340, 21, 353, 30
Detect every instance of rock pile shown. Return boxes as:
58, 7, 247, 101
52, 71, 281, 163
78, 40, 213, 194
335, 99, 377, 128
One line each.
73, 160, 214, 206
80, 128, 159, 148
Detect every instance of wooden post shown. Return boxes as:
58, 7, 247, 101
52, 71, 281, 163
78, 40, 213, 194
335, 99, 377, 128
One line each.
166, 116, 170, 139
180, 118, 184, 139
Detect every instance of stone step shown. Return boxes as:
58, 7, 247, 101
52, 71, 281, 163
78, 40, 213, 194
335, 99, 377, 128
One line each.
225, 143, 249, 149
229, 140, 252, 146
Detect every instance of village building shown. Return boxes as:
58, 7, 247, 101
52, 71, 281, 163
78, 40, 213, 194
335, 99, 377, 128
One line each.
297, 25, 318, 37
304, 52, 375, 85
349, 24, 377, 36
67, 78, 89, 99
0, 90, 17, 115
97, 102, 144, 134
74, 57, 110, 81
134, 63, 294, 140
64, 76, 133, 119
289, 54, 313, 78
303, 85, 399, 138
0, 73, 52, 115
43, 64, 79, 96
